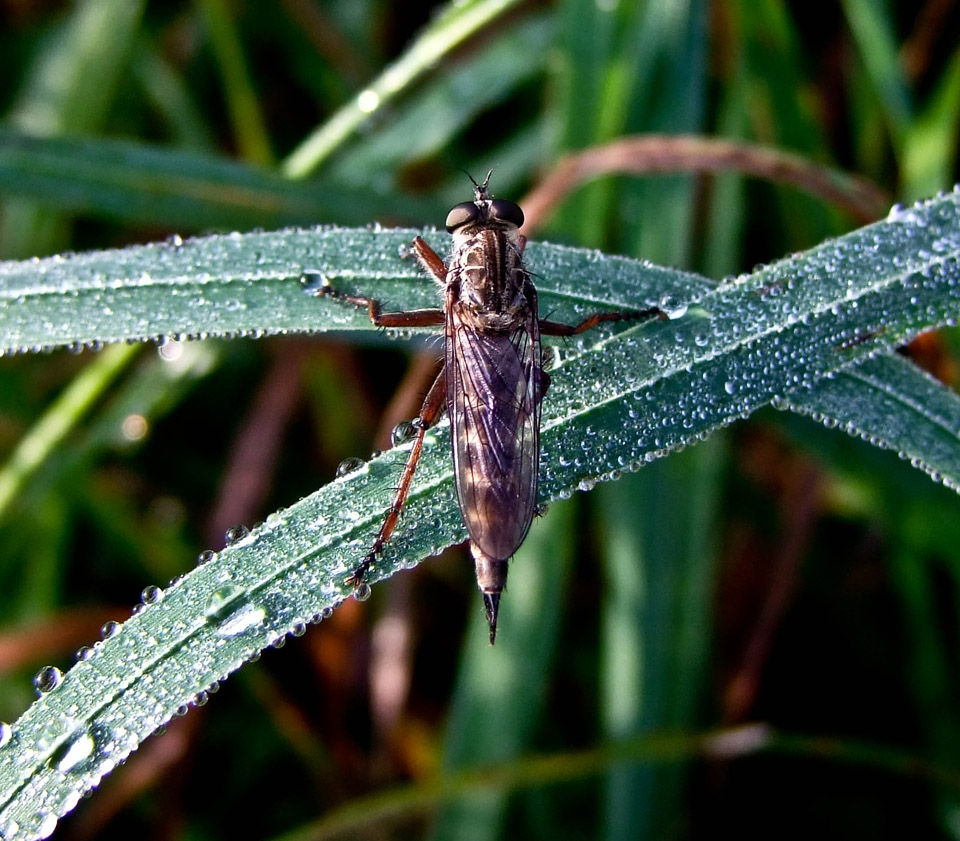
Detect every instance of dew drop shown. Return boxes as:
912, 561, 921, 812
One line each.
659, 295, 689, 320
33, 666, 62, 695
336, 457, 365, 477
203, 584, 247, 622
101, 620, 120, 640
205, 585, 266, 638
299, 270, 327, 294
354, 582, 372, 602
53, 728, 97, 775
357, 88, 381, 112
75, 646, 94, 663
0, 722, 12, 748
36, 812, 59, 839
391, 420, 418, 447
197, 549, 217, 565
141, 585, 163, 605
225, 524, 250, 544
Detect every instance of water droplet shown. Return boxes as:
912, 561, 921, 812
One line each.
36, 812, 59, 839
659, 294, 689, 320
205, 585, 266, 638
0, 722, 12, 748
75, 646, 94, 662
141, 585, 163, 605
724, 381, 737, 395
299, 270, 327, 294
391, 420, 418, 447
53, 728, 97, 775
321, 606, 335, 620
336, 457, 365, 477
354, 582, 372, 602
197, 549, 217, 565
225, 524, 250, 544
204, 584, 246, 622
292, 621, 307, 637
33, 666, 62, 695
357, 88, 380, 112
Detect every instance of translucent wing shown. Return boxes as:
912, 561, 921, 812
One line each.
446, 303, 542, 561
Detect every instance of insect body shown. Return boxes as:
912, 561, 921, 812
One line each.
316, 173, 663, 644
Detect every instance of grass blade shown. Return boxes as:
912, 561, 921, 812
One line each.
1, 187, 959, 836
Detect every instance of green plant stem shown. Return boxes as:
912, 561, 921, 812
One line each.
272, 724, 960, 841
198, 0, 273, 165
281, 0, 524, 177
0, 343, 140, 519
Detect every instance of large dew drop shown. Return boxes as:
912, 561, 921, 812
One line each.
33, 666, 62, 695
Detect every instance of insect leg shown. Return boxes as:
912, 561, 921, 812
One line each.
539, 305, 666, 337
312, 276, 445, 329
345, 366, 447, 587
412, 236, 448, 284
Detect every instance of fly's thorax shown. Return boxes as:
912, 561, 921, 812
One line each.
449, 227, 528, 321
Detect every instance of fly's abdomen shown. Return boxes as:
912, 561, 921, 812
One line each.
447, 322, 541, 561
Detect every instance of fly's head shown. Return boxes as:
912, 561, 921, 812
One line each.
445, 171, 524, 243
445, 172, 529, 318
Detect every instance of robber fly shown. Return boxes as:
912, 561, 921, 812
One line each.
314, 173, 663, 644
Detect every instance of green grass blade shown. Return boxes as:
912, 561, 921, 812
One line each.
1, 0, 146, 258
429, 501, 576, 841
0, 344, 141, 519
841, 0, 912, 147
596, 439, 723, 841
198, 0, 273, 165
0, 130, 442, 231
1, 188, 960, 836
781, 353, 960, 491
901, 47, 960, 202
282, 0, 526, 177
129, 41, 218, 151
330, 14, 554, 189
0, 226, 703, 353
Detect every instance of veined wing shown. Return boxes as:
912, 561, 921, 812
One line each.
446, 308, 542, 560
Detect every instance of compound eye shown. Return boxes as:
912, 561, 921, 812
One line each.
489, 199, 524, 228
445, 202, 480, 232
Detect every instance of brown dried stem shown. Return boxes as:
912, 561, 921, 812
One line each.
520, 135, 890, 234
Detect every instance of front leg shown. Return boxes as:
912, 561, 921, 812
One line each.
539, 305, 666, 336
412, 236, 448, 286
309, 266, 445, 329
